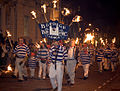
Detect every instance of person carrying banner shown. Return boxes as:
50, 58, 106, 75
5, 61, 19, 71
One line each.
49, 41, 66, 91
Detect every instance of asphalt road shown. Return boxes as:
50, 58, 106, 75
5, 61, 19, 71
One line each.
0, 62, 120, 91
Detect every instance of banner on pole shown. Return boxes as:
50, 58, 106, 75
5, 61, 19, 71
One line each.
39, 20, 69, 41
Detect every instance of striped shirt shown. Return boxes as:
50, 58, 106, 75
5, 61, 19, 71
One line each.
13, 44, 30, 58
49, 45, 66, 62
80, 50, 91, 65
96, 50, 104, 62
104, 48, 112, 59
28, 57, 37, 69
37, 48, 49, 59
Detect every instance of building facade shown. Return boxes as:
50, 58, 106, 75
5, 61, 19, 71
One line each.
0, 0, 60, 43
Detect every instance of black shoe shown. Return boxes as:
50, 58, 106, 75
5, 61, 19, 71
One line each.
69, 83, 74, 87
67, 80, 70, 85
18, 80, 23, 82
53, 87, 57, 91
83, 77, 88, 80
12, 75, 17, 78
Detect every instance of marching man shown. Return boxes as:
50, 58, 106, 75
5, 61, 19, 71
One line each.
49, 41, 66, 91
13, 37, 30, 82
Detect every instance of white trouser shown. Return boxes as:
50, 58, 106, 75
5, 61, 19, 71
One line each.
66, 59, 76, 84
97, 61, 103, 72
14, 60, 18, 77
82, 64, 90, 77
15, 58, 27, 80
104, 58, 110, 70
29, 68, 35, 77
38, 61, 46, 78
49, 62, 64, 91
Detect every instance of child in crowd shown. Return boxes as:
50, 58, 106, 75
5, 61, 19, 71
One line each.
28, 52, 37, 79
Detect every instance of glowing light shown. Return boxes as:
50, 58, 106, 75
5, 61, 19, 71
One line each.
85, 28, 90, 31
7, 65, 12, 71
105, 39, 108, 44
72, 15, 82, 22
62, 8, 70, 16
6, 30, 11, 37
84, 33, 94, 43
30, 11, 36, 19
3, 64, 12, 73
100, 38, 105, 45
95, 40, 98, 47
35, 42, 40, 48
41, 4, 46, 13
75, 37, 79, 44
43, 38, 46, 43
112, 37, 116, 43
52, 0, 57, 8
89, 23, 92, 26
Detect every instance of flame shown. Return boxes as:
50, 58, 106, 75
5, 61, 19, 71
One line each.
100, 38, 105, 45
84, 33, 94, 43
105, 39, 108, 44
41, 4, 46, 13
7, 65, 12, 71
6, 30, 12, 37
72, 15, 81, 22
112, 37, 116, 43
75, 37, 79, 44
62, 8, 70, 16
30, 11, 37, 19
95, 40, 98, 47
89, 24, 92, 26
85, 28, 90, 31
3, 64, 12, 73
35, 42, 40, 48
52, 0, 57, 8
43, 38, 46, 43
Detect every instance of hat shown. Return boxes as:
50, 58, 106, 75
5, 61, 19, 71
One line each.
31, 52, 35, 56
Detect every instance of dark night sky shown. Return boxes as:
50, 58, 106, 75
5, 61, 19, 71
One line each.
62, 0, 120, 34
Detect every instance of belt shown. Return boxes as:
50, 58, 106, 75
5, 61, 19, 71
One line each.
68, 59, 75, 60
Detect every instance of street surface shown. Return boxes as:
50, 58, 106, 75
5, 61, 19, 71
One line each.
0, 62, 120, 91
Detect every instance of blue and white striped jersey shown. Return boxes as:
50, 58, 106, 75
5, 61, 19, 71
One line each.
49, 45, 66, 62
104, 48, 112, 59
96, 50, 104, 62
13, 44, 30, 58
37, 48, 49, 59
80, 50, 91, 65
28, 57, 37, 69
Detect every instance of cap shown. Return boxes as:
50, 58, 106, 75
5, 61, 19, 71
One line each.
31, 52, 35, 56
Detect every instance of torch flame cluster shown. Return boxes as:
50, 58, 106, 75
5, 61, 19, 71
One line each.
84, 33, 94, 43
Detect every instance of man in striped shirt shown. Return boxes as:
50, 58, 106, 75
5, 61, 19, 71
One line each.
80, 44, 91, 80
37, 43, 49, 80
13, 37, 30, 82
49, 41, 66, 91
